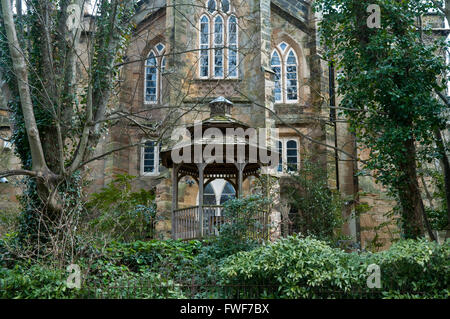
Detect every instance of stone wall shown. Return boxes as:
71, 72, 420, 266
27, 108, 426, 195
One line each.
0, 139, 22, 213
0, 110, 21, 213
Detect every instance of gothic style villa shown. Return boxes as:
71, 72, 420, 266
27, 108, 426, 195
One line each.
3, 0, 445, 248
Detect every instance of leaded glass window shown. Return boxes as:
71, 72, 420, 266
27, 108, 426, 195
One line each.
271, 50, 282, 103
286, 50, 298, 102
214, 15, 224, 78
145, 51, 157, 103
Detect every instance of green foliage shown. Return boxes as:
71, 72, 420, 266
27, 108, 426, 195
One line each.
287, 159, 344, 241
421, 168, 448, 230
87, 175, 157, 241
371, 239, 450, 298
315, 0, 449, 238
219, 235, 366, 298
0, 207, 18, 238
218, 195, 270, 252
219, 236, 449, 298
1, 235, 448, 299
103, 239, 204, 276
0, 264, 78, 299
86, 260, 185, 299
0, 235, 18, 269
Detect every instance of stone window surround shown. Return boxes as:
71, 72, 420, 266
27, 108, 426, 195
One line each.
144, 43, 166, 105
276, 136, 300, 175
271, 42, 300, 104
140, 139, 161, 177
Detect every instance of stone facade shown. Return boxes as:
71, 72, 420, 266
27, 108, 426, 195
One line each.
103, 0, 359, 241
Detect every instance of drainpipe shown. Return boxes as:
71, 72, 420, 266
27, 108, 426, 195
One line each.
329, 63, 340, 190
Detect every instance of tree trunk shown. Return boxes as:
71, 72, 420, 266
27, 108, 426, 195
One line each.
1, 0, 62, 215
397, 138, 427, 239
1, 0, 47, 173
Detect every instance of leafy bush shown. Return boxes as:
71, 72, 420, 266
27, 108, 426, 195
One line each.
1, 236, 448, 299
219, 236, 449, 298
203, 195, 270, 260
87, 174, 157, 241
0, 264, 79, 299
104, 239, 204, 277
369, 239, 450, 298
85, 260, 186, 299
0, 260, 186, 299
286, 159, 344, 241
219, 235, 365, 298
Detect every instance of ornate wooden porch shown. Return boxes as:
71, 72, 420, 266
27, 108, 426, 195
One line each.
160, 97, 275, 240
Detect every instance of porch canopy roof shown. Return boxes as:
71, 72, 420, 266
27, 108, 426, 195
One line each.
160, 96, 275, 180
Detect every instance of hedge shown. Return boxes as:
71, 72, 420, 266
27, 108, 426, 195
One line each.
219, 236, 449, 298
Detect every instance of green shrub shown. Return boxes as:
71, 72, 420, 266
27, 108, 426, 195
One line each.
204, 195, 270, 259
101, 239, 216, 294
87, 174, 157, 242
287, 159, 344, 241
219, 235, 365, 298
0, 264, 79, 299
219, 236, 449, 298
368, 239, 450, 298
104, 239, 204, 277
86, 260, 185, 299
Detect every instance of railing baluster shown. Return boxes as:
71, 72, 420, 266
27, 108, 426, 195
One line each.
173, 205, 239, 240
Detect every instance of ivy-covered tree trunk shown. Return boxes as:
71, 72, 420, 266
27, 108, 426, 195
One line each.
397, 138, 425, 237
0, 0, 135, 242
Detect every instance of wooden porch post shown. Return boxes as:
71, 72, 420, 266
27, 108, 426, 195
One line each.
197, 163, 206, 237
171, 164, 180, 239
235, 162, 246, 198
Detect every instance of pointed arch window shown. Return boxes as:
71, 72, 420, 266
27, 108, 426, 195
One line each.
221, 0, 230, 12
286, 50, 298, 102
220, 182, 236, 204
271, 43, 299, 103
204, 184, 217, 205
214, 15, 224, 78
145, 51, 158, 103
144, 43, 166, 104
271, 50, 282, 103
228, 15, 238, 78
200, 180, 236, 206
198, 1, 239, 79
200, 15, 210, 78
207, 0, 216, 13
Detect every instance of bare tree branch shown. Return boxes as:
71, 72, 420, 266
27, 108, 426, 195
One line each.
1, 0, 48, 172
0, 169, 37, 178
